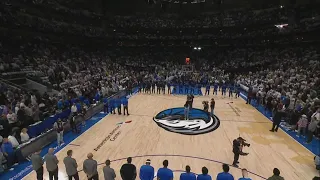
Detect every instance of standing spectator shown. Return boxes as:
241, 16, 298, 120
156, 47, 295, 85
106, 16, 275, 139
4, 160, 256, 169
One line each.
157, 160, 173, 180
20, 128, 30, 143
83, 153, 98, 180
8, 134, 19, 148
44, 148, 59, 180
63, 150, 79, 180
31, 150, 44, 180
312, 108, 320, 121
1, 137, 16, 169
238, 169, 251, 180
17, 106, 26, 127
0, 117, 10, 138
120, 157, 137, 180
140, 159, 154, 180
180, 165, 196, 180
266, 168, 284, 180
270, 107, 285, 132
306, 118, 320, 144
53, 119, 64, 146
6, 110, 18, 126
246, 87, 253, 104
216, 164, 234, 180
71, 103, 78, 116
297, 114, 308, 137
103, 159, 116, 180
196, 167, 211, 180
70, 115, 78, 134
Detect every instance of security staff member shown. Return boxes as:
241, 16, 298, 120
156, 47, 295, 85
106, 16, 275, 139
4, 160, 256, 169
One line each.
31, 150, 44, 180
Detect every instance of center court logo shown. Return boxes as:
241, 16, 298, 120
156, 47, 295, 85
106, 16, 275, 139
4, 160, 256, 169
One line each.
153, 108, 220, 135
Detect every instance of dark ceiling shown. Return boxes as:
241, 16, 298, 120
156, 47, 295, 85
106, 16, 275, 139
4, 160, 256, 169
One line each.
64, 0, 320, 15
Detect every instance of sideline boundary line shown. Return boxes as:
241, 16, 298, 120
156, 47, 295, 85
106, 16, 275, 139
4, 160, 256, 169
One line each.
239, 92, 317, 156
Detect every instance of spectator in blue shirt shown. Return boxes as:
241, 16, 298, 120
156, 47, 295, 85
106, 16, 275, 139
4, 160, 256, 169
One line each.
157, 160, 173, 180
180, 165, 196, 180
140, 159, 154, 180
205, 84, 210, 95
83, 99, 90, 107
57, 99, 63, 110
197, 167, 211, 180
216, 164, 234, 180
64, 99, 70, 108
1, 138, 15, 168
95, 90, 100, 102
238, 169, 252, 180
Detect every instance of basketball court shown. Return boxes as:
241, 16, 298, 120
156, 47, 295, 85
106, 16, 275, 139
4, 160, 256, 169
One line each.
23, 89, 318, 180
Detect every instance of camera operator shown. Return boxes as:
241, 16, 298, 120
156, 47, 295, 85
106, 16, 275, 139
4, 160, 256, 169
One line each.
232, 137, 249, 167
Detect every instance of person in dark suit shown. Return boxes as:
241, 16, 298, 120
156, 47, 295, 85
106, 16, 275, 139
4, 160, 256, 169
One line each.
270, 105, 285, 132
120, 157, 137, 180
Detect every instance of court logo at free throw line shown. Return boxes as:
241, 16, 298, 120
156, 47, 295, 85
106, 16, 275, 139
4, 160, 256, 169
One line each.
153, 108, 220, 135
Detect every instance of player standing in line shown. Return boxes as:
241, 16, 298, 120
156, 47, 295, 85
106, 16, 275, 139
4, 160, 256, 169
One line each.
151, 81, 156, 94
213, 81, 218, 95
167, 82, 171, 94
235, 84, 241, 98
162, 81, 166, 94
221, 83, 227, 97
205, 83, 210, 95
228, 83, 234, 98
157, 81, 161, 94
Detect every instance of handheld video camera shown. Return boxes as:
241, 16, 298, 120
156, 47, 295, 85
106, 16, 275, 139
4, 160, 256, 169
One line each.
238, 137, 250, 147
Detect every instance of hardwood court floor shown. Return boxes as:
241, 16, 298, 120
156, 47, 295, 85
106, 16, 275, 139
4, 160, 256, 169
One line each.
24, 90, 318, 180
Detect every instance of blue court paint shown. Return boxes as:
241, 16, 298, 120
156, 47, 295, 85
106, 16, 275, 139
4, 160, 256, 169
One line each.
0, 89, 140, 179
239, 91, 320, 155
0, 113, 108, 180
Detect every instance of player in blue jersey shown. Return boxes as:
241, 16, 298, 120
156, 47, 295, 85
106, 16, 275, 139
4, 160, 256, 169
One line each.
213, 83, 218, 95
205, 84, 210, 95
221, 83, 227, 97
167, 82, 171, 94
228, 84, 234, 98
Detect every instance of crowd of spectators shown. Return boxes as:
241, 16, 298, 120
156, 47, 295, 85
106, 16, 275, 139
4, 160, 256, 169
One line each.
0, 0, 319, 178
